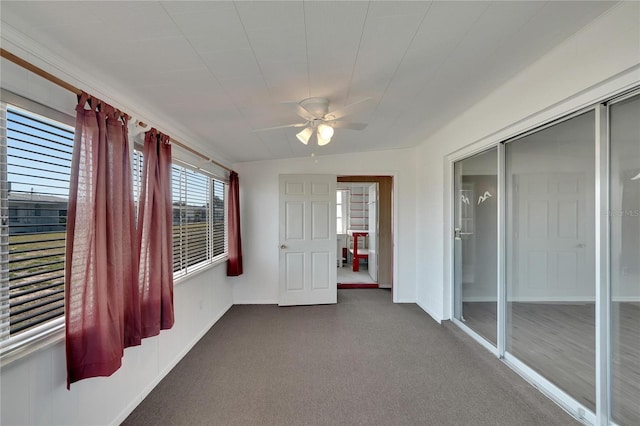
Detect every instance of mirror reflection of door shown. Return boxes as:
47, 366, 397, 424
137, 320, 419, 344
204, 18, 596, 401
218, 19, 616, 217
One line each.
453, 148, 498, 345
505, 111, 596, 412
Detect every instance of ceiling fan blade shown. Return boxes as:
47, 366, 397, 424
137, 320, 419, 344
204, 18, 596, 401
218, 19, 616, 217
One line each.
324, 98, 373, 121
252, 122, 308, 132
327, 121, 368, 131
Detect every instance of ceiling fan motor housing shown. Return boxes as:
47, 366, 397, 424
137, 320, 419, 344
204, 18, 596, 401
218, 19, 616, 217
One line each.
299, 97, 330, 119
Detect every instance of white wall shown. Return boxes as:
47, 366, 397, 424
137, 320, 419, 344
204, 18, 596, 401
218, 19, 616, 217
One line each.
415, 2, 640, 321
1, 265, 233, 426
231, 148, 417, 304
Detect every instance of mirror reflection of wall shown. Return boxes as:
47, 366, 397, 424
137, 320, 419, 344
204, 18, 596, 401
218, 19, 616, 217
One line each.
610, 93, 640, 426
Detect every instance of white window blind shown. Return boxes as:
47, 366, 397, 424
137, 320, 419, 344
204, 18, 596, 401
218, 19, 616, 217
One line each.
1, 104, 72, 341
212, 179, 227, 258
171, 161, 228, 277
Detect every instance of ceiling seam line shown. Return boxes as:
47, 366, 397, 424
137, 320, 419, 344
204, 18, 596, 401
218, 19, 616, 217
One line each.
230, 0, 284, 157
370, 1, 435, 123
157, 3, 251, 148
388, 1, 492, 129
303, 0, 310, 100
344, 0, 371, 106
232, 1, 276, 102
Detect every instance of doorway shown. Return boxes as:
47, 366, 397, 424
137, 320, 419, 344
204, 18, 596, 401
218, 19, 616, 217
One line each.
336, 176, 393, 289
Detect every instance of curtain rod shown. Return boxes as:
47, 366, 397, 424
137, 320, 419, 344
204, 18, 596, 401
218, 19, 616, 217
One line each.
1, 48, 233, 174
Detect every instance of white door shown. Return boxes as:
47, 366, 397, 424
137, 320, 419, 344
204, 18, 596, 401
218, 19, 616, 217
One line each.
279, 174, 337, 306
368, 183, 378, 282
513, 172, 594, 300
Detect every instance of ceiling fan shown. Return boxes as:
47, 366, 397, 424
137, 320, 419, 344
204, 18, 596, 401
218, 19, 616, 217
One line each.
253, 97, 370, 146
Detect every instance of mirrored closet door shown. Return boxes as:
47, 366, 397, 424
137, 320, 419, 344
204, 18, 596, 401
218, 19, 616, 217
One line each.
451, 90, 640, 425
453, 147, 498, 345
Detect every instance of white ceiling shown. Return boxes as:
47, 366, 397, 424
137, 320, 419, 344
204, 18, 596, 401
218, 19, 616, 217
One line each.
0, 1, 617, 163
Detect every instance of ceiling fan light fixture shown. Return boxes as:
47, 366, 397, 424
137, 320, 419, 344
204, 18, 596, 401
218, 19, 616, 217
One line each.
317, 123, 334, 140
296, 127, 313, 145
317, 135, 331, 146
317, 134, 332, 147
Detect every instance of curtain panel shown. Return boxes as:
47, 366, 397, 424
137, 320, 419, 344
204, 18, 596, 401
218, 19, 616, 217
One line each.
137, 129, 175, 337
227, 171, 243, 276
65, 93, 140, 388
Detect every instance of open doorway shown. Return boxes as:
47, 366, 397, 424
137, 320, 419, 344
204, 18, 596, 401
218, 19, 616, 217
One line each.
336, 176, 393, 289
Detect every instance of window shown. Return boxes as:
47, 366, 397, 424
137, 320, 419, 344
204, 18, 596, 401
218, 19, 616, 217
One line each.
171, 162, 227, 277
1, 104, 73, 340
336, 190, 349, 234
1, 101, 229, 351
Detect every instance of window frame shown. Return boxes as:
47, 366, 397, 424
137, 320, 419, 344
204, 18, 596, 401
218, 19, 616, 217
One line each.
0, 97, 73, 366
170, 159, 229, 280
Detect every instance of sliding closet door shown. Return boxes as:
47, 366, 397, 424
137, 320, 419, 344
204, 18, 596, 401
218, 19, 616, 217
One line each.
454, 148, 498, 345
609, 93, 640, 425
505, 111, 596, 410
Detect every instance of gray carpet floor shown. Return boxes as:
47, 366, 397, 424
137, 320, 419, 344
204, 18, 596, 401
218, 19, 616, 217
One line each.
122, 289, 577, 426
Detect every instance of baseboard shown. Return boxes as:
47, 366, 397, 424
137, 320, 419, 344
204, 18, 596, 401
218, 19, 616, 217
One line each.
338, 283, 378, 289
232, 299, 278, 304
510, 296, 596, 303
463, 296, 640, 303
394, 298, 416, 303
463, 296, 595, 303
112, 301, 233, 426
416, 300, 443, 324
612, 296, 640, 302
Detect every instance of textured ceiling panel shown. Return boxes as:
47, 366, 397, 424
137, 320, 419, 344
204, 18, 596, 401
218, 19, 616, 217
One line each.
0, 0, 617, 163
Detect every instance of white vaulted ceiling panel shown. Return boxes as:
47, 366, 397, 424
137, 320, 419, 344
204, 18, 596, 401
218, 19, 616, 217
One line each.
0, 1, 620, 163
371, 1, 489, 129
304, 1, 369, 102
87, 2, 183, 41
235, 1, 308, 108
347, 1, 431, 101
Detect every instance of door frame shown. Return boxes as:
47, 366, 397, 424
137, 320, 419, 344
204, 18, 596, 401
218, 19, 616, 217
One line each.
337, 175, 396, 298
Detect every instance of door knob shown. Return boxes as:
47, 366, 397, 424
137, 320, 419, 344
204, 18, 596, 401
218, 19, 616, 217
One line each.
280, 244, 287, 249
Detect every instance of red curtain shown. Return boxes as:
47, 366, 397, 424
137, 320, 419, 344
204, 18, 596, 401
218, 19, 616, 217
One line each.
65, 93, 140, 388
227, 171, 243, 276
137, 129, 175, 337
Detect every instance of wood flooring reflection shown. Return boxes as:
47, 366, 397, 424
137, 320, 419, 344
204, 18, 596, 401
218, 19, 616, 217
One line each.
461, 301, 639, 425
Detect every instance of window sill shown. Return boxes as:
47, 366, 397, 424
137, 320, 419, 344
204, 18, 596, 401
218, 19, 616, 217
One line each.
1, 319, 65, 368
173, 255, 228, 286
